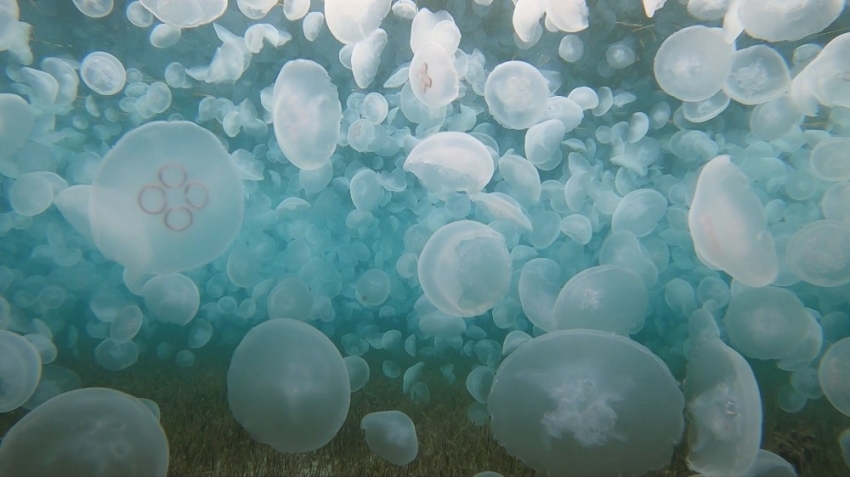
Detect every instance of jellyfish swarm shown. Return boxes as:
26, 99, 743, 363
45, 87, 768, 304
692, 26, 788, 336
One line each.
488, 329, 684, 477
688, 155, 779, 287
272, 60, 342, 171
227, 319, 350, 453
89, 121, 244, 275
0, 388, 169, 477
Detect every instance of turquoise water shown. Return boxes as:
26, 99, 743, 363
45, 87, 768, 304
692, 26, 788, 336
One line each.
1, 1, 850, 476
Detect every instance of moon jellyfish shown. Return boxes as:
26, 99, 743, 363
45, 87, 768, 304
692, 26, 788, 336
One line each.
141, 273, 200, 326
786, 220, 850, 287
89, 121, 244, 274
409, 42, 459, 108
724, 45, 790, 106
356, 269, 391, 307
227, 319, 350, 453
553, 265, 648, 335
272, 60, 342, 170
653, 26, 733, 102
403, 132, 494, 199
0, 388, 169, 477
344, 356, 370, 392
820, 338, 850, 417
73, 0, 114, 18
418, 220, 511, 318
611, 188, 667, 238
0, 93, 35, 157
0, 330, 42, 413
236, 0, 277, 19
723, 287, 810, 361
9, 172, 62, 217
488, 329, 684, 477
140, 0, 226, 28
544, 0, 589, 33
484, 61, 550, 130
810, 137, 850, 182
688, 155, 778, 287
361, 411, 418, 465
80, 51, 126, 96
737, 0, 844, 42
324, 0, 391, 44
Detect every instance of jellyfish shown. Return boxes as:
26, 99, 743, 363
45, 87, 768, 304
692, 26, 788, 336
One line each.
408, 42, 458, 109
236, 0, 276, 20
724, 45, 790, 106
140, 0, 226, 28
688, 155, 778, 287
272, 60, 342, 170
228, 319, 350, 453
352, 28, 388, 89
361, 411, 418, 465
0, 93, 34, 158
141, 273, 200, 326
653, 26, 733, 102
417, 220, 511, 318
611, 188, 668, 238
809, 138, 850, 182
0, 330, 42, 413
356, 269, 391, 307
72, 0, 114, 18
344, 356, 370, 392
469, 192, 533, 231
722, 287, 811, 361
324, 0, 391, 44
79, 51, 126, 96
737, 0, 844, 42
89, 121, 244, 274
484, 61, 550, 130
544, 0, 589, 33
488, 329, 684, 477
403, 132, 494, 199
786, 220, 850, 287
0, 388, 169, 476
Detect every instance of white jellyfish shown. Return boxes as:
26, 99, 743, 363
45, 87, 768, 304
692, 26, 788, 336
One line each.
810, 138, 850, 182
611, 188, 667, 238
89, 121, 244, 274
80, 51, 126, 96
352, 28, 388, 89
653, 26, 733, 102
488, 329, 684, 477
0, 388, 169, 476
408, 42, 459, 108
72, 0, 114, 18
0, 330, 42, 413
484, 61, 550, 129
361, 411, 418, 465
786, 220, 850, 287
403, 132, 494, 199
272, 60, 342, 170
344, 356, 371, 392
544, 0, 589, 33
141, 273, 199, 327
418, 220, 511, 318
0, 93, 35, 158
688, 155, 778, 288
140, 0, 226, 28
227, 319, 350, 453
324, 0, 391, 44
724, 45, 790, 106
356, 269, 391, 307
723, 287, 811, 361
737, 0, 844, 42
236, 0, 277, 19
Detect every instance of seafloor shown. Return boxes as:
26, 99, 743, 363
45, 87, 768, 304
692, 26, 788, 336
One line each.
2, 340, 849, 477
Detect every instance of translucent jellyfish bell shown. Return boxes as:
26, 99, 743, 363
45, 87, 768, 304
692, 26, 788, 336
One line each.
0, 93, 34, 158
272, 60, 342, 170
685, 320, 762, 477
227, 319, 350, 453
89, 121, 245, 275
408, 42, 459, 109
236, 0, 277, 19
72, 0, 114, 18
724, 45, 790, 106
417, 220, 511, 318
80, 51, 126, 96
653, 26, 733, 102
0, 330, 42, 413
0, 388, 169, 476
361, 411, 418, 465
140, 0, 226, 28
324, 0, 391, 44
488, 329, 684, 477
544, 0, 589, 33
552, 265, 648, 335
723, 287, 811, 360
810, 138, 850, 182
688, 155, 778, 287
737, 0, 844, 42
786, 220, 850, 287
403, 132, 494, 199
484, 61, 550, 130
141, 273, 200, 326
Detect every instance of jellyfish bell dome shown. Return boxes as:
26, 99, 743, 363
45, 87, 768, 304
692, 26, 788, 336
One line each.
403, 132, 494, 199
89, 120, 245, 275
272, 60, 342, 171
653, 25, 733, 102
0, 387, 169, 477
417, 220, 511, 318
0, 330, 42, 413
227, 318, 350, 453
484, 61, 550, 130
737, 0, 845, 42
488, 329, 685, 477
139, 0, 227, 28
324, 0, 391, 45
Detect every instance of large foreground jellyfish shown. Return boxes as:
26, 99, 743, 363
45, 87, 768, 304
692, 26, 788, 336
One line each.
272, 60, 342, 170
0, 387, 169, 477
89, 120, 244, 275
488, 329, 684, 477
227, 319, 350, 453
417, 220, 511, 318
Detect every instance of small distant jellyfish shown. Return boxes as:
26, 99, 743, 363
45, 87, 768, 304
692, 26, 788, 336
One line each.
89, 121, 244, 274
484, 61, 550, 130
80, 51, 126, 96
356, 269, 391, 306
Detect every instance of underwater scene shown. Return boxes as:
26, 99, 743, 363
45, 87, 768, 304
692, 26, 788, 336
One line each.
2, 0, 850, 475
